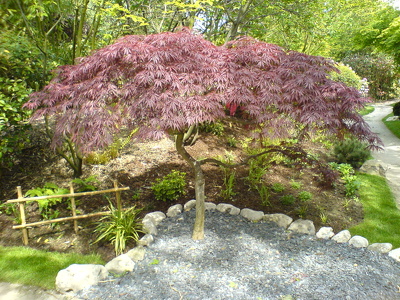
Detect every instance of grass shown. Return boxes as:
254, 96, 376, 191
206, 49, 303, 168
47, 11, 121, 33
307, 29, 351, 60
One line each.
350, 173, 400, 248
358, 105, 375, 116
0, 246, 104, 289
383, 113, 400, 139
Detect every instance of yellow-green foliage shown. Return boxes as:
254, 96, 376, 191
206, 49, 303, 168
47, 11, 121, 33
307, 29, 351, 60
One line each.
330, 63, 362, 89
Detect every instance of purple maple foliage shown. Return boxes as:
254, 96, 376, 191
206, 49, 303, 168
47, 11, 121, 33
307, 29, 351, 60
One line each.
25, 29, 380, 239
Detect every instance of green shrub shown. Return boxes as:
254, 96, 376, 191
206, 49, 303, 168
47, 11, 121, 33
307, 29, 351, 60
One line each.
332, 138, 370, 168
151, 170, 187, 201
393, 101, 400, 117
290, 180, 302, 189
271, 183, 285, 193
280, 194, 296, 205
329, 62, 362, 89
298, 191, 313, 202
0, 77, 32, 171
93, 203, 143, 255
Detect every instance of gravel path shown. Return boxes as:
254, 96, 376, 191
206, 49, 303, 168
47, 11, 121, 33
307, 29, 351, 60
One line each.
77, 210, 400, 300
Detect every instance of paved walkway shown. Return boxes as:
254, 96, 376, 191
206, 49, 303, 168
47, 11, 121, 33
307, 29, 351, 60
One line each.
0, 282, 73, 300
363, 100, 400, 208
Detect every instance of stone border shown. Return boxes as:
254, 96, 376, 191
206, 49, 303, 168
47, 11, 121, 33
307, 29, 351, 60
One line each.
56, 200, 400, 293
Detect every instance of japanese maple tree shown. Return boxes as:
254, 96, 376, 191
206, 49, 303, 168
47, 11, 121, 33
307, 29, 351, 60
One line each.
25, 29, 380, 240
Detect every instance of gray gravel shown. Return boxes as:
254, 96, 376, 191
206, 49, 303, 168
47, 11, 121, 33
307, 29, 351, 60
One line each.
76, 210, 400, 300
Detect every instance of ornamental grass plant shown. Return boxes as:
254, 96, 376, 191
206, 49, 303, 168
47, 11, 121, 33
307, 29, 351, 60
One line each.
94, 203, 143, 255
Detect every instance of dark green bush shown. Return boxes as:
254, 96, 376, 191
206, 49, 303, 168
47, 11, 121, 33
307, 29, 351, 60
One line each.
333, 138, 370, 169
151, 170, 187, 201
393, 102, 400, 117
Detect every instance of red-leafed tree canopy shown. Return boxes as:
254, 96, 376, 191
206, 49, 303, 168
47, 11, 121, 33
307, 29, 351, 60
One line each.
26, 28, 380, 239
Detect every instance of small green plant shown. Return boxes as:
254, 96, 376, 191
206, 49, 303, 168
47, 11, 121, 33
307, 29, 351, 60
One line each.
290, 180, 302, 189
297, 191, 313, 202
220, 170, 237, 200
256, 184, 270, 206
0, 202, 21, 223
25, 183, 69, 221
199, 121, 224, 136
271, 183, 285, 193
342, 198, 352, 209
332, 138, 370, 169
85, 129, 138, 165
93, 203, 143, 255
319, 212, 328, 224
296, 205, 308, 218
344, 176, 361, 197
246, 159, 268, 189
280, 194, 295, 205
151, 170, 187, 201
330, 163, 361, 197
227, 136, 238, 147
131, 189, 142, 201
72, 175, 99, 192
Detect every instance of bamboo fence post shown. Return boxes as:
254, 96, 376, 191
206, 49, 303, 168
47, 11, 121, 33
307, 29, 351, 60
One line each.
114, 180, 122, 211
69, 182, 78, 233
17, 186, 29, 245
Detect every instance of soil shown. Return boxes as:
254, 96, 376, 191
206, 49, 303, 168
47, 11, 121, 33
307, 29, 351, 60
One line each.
0, 122, 363, 262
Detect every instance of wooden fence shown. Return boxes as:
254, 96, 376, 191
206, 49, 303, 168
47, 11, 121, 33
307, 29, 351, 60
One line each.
5, 180, 129, 245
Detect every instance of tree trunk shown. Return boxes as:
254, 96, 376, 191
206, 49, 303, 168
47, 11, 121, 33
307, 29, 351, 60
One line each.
192, 161, 205, 240
175, 132, 206, 240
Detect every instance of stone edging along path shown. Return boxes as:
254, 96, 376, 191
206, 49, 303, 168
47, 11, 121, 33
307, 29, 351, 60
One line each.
55, 200, 400, 294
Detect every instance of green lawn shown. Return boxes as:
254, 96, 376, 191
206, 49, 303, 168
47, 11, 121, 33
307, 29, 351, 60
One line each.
383, 113, 400, 139
350, 173, 400, 248
359, 105, 375, 116
0, 246, 104, 289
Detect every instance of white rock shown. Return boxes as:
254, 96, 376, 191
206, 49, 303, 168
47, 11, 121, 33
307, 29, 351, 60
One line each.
105, 254, 135, 274
142, 218, 157, 235
205, 202, 217, 211
216, 203, 241, 215
143, 211, 166, 226
316, 227, 334, 239
166, 204, 183, 217
367, 243, 393, 254
56, 264, 108, 293
386, 116, 399, 121
138, 234, 154, 246
126, 247, 146, 261
240, 208, 264, 222
331, 230, 351, 243
288, 219, 315, 235
360, 160, 387, 177
348, 235, 369, 248
263, 213, 293, 229
388, 248, 400, 262
184, 199, 197, 211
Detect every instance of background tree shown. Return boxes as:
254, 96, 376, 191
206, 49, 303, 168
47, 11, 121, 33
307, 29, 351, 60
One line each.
26, 30, 380, 239
342, 52, 398, 100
